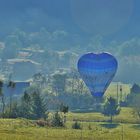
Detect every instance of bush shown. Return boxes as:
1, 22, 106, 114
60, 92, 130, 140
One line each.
52, 112, 64, 127
72, 121, 82, 129
36, 120, 48, 127
88, 124, 92, 130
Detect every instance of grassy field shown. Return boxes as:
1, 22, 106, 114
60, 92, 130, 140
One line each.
0, 83, 136, 140
67, 107, 137, 123
0, 120, 139, 140
0, 107, 139, 140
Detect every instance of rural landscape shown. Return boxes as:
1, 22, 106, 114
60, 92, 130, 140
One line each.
0, 0, 140, 140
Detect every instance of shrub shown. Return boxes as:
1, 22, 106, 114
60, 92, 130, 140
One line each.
88, 124, 92, 130
72, 121, 82, 129
36, 120, 48, 127
52, 112, 64, 127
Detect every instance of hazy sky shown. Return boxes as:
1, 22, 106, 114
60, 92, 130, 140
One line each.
0, 0, 140, 41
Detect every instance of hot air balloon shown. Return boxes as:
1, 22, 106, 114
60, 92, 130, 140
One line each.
77, 52, 118, 98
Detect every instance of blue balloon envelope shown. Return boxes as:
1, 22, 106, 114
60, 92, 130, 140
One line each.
77, 52, 118, 97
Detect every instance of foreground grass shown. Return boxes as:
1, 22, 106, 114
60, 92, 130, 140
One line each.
0, 119, 140, 140
0, 107, 139, 140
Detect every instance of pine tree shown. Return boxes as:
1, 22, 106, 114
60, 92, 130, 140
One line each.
52, 111, 64, 127
102, 97, 120, 123
32, 92, 46, 119
0, 80, 5, 117
19, 92, 32, 119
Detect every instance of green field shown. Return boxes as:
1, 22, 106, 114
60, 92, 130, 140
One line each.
0, 107, 139, 140
0, 83, 137, 140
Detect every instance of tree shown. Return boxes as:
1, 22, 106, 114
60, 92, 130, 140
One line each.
19, 92, 32, 119
131, 83, 140, 94
102, 97, 120, 123
131, 94, 140, 122
52, 111, 64, 127
7, 81, 16, 115
0, 80, 5, 117
32, 73, 47, 89
72, 121, 82, 129
126, 84, 140, 106
69, 68, 86, 94
60, 103, 69, 114
32, 91, 47, 119
52, 72, 67, 94
76, 79, 85, 94
9, 101, 19, 118
70, 68, 80, 94
59, 103, 69, 123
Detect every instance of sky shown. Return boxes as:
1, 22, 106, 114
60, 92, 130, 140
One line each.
0, 0, 140, 42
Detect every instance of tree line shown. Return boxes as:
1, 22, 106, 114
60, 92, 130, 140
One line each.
0, 81, 46, 119
1, 72, 140, 126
